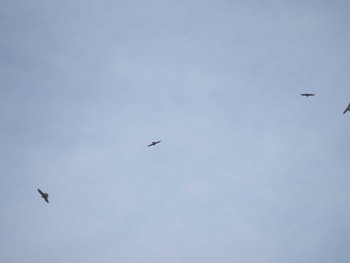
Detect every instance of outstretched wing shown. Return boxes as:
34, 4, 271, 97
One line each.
147, 143, 154, 147
155, 140, 161, 144
38, 188, 44, 196
44, 196, 49, 203
343, 103, 350, 114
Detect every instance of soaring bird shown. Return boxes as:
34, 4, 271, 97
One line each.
343, 103, 350, 114
301, 93, 315, 97
148, 140, 161, 147
37, 189, 49, 203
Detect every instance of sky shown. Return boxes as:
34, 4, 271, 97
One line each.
1, 0, 350, 262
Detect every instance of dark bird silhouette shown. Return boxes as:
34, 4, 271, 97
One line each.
37, 189, 49, 203
148, 140, 161, 147
343, 103, 350, 114
301, 93, 315, 97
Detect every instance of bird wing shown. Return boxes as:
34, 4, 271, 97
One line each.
147, 143, 153, 147
38, 189, 44, 196
343, 103, 350, 114
155, 140, 161, 144
44, 196, 49, 203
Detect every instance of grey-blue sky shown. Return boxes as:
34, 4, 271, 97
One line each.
1, 0, 350, 262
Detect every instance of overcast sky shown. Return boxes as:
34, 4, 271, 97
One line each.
1, 0, 350, 262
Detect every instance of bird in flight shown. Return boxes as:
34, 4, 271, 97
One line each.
343, 103, 350, 114
301, 93, 315, 97
148, 140, 161, 147
37, 189, 49, 203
